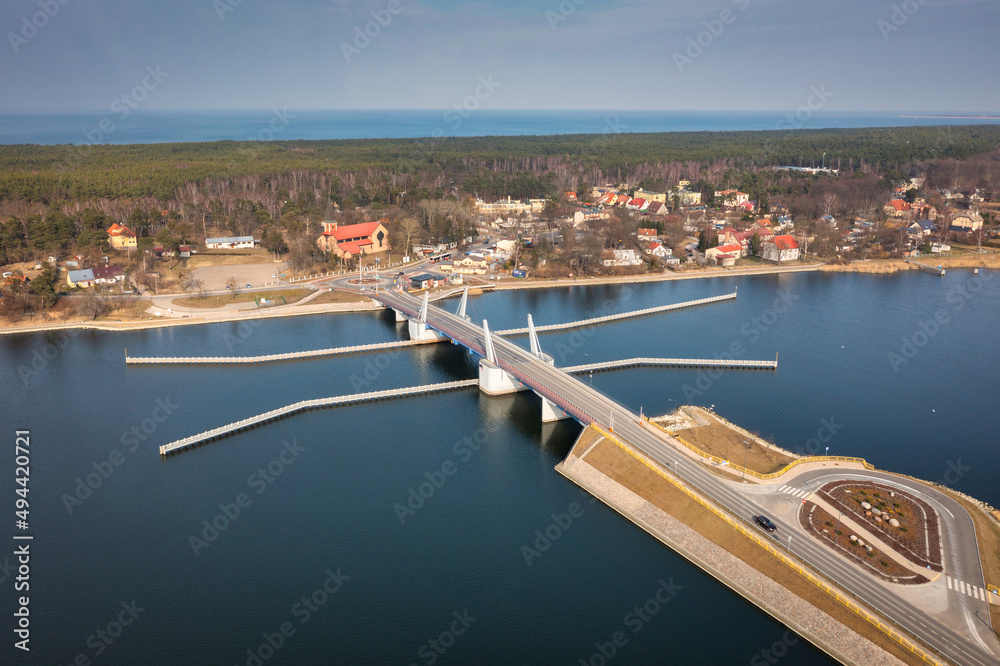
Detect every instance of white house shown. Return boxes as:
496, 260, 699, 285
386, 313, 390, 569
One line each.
602, 249, 644, 267
762, 235, 800, 263
205, 236, 258, 249
646, 241, 671, 258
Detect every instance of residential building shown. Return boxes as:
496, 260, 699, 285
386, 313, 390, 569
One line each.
705, 243, 745, 263
717, 190, 750, 207
637, 228, 658, 241
950, 211, 983, 233
931, 242, 951, 253
408, 273, 441, 290
646, 242, 671, 258
67, 269, 96, 288
316, 220, 389, 259
908, 220, 937, 236
106, 223, 137, 250
626, 198, 648, 212
206, 236, 258, 249
633, 189, 667, 204
762, 235, 801, 263
601, 249, 643, 267
92, 265, 125, 285
884, 200, 911, 218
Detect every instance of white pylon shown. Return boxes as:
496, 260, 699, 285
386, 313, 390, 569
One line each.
482, 319, 497, 364
419, 291, 430, 323
457, 287, 469, 320
527, 314, 541, 357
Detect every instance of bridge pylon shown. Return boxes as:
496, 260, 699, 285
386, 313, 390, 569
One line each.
478, 319, 527, 395
407, 290, 447, 342
526, 315, 554, 366
456, 287, 470, 321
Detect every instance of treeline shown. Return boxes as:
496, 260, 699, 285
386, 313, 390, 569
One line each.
2, 125, 999, 205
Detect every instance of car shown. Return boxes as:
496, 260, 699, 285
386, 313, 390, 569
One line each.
271, 274, 277, 278
754, 515, 777, 532
225, 285, 232, 290
245, 283, 251, 288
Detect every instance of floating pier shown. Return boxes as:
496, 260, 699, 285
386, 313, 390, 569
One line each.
563, 355, 777, 374
904, 259, 946, 276
127, 339, 436, 366
496, 291, 738, 336
159, 380, 477, 455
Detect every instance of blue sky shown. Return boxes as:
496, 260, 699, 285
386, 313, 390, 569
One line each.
1, 0, 997, 113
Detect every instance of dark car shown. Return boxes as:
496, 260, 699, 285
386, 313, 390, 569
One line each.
754, 515, 777, 532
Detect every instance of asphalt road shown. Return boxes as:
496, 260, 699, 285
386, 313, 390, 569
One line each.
374, 288, 1000, 666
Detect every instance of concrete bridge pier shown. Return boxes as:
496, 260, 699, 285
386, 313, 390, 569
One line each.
477, 319, 528, 395
407, 291, 448, 342
540, 396, 571, 422
394, 308, 408, 323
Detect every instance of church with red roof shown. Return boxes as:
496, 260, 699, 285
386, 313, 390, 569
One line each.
316, 219, 390, 259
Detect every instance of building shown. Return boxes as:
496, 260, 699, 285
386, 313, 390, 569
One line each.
572, 209, 611, 225
634, 189, 667, 204
316, 220, 389, 259
949, 212, 983, 233
92, 265, 125, 285
646, 242, 671, 258
626, 198, 648, 212
450, 256, 489, 275
67, 269, 96, 288
179, 245, 192, 258
762, 235, 801, 263
884, 200, 911, 218
106, 223, 137, 250
601, 249, 643, 267
408, 273, 440, 290
931, 242, 951, 253
637, 228, 658, 241
717, 190, 750, 207
705, 243, 744, 263
908, 220, 937, 237
206, 236, 258, 250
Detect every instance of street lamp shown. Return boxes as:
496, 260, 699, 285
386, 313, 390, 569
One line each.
787, 535, 793, 554
742, 439, 751, 481
825, 446, 829, 457
834, 509, 843, 546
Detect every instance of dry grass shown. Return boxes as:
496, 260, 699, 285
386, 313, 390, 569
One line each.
581, 437, 931, 666
173, 289, 310, 309
309, 290, 370, 304
95, 299, 155, 322
670, 411, 797, 475
184, 250, 274, 268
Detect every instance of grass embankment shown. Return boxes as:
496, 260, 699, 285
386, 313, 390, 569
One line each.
656, 408, 797, 476
577, 434, 931, 666
184, 250, 276, 268
309, 290, 371, 305
95, 299, 155, 322
173, 289, 310, 309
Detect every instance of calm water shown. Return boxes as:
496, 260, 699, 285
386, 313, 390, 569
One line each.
1, 270, 998, 665
1, 110, 998, 145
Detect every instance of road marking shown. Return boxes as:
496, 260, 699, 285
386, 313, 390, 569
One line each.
947, 576, 953, 590
959, 580, 966, 595
778, 485, 789, 492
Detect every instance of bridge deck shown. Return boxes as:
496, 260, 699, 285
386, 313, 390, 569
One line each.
128, 339, 433, 366
564, 356, 776, 373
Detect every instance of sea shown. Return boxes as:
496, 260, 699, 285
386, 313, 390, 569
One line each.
0, 110, 998, 145
1, 270, 998, 664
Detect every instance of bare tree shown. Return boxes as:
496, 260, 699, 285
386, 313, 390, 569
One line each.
397, 217, 422, 257
76, 292, 109, 320
225, 277, 239, 298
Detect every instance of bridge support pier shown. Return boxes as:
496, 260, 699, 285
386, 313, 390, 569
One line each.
407, 318, 448, 342
478, 359, 528, 395
394, 308, 407, 323
540, 395, 571, 422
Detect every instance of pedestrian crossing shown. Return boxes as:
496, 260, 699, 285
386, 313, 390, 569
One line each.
946, 575, 988, 601
777, 484, 811, 499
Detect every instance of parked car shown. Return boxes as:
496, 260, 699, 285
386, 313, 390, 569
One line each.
754, 515, 777, 532
245, 283, 251, 288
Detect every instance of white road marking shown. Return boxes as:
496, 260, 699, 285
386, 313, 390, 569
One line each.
947, 576, 953, 590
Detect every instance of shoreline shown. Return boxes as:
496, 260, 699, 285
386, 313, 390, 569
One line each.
1, 256, 993, 336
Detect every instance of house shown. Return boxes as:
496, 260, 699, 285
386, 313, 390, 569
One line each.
930, 242, 951, 253
646, 201, 667, 216
626, 198, 648, 212
646, 241, 671, 258
633, 189, 667, 204
776, 215, 794, 230
206, 236, 258, 249
596, 192, 618, 206
67, 269, 97, 288
637, 228, 658, 241
949, 211, 983, 233
450, 256, 489, 275
908, 220, 937, 237
92, 265, 125, 285
884, 200, 911, 218
717, 190, 750, 207
565, 191, 577, 201
179, 245, 192, 258
705, 243, 744, 263
106, 223, 137, 250
669, 182, 702, 206
762, 235, 800, 263
818, 214, 837, 228
601, 249, 644, 267
316, 220, 389, 259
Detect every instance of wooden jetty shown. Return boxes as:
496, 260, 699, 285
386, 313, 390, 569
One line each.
128, 339, 435, 366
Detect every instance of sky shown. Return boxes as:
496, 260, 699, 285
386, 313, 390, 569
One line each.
0, 0, 998, 114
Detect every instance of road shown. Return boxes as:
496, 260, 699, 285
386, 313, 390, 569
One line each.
373, 287, 1000, 666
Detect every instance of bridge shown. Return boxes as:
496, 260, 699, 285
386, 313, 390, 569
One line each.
373, 287, 996, 666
